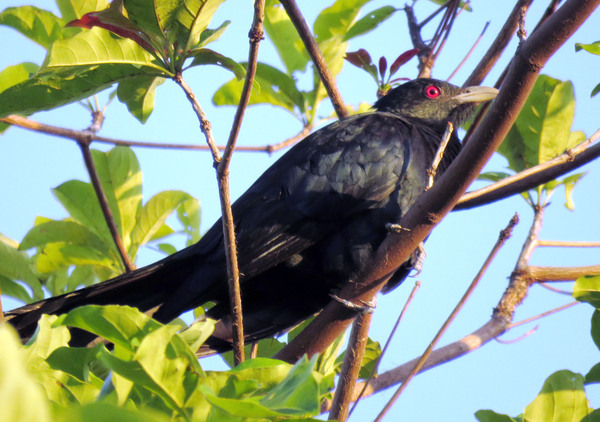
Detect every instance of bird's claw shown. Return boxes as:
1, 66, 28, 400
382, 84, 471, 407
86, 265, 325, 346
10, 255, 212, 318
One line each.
410, 243, 426, 276
386, 223, 409, 233
329, 294, 376, 313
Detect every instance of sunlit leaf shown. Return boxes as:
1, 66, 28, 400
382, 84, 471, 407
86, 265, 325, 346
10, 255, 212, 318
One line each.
188, 48, 245, 80
263, 0, 309, 74
573, 275, 600, 308
0, 325, 51, 422
343, 6, 397, 41
0, 6, 74, 48
523, 370, 589, 422
129, 190, 193, 258
0, 235, 41, 301
20, 220, 109, 254
475, 409, 520, 422
117, 75, 165, 123
313, 0, 370, 41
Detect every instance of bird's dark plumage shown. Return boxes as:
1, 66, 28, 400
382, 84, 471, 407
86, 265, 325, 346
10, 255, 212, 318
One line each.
6, 79, 498, 353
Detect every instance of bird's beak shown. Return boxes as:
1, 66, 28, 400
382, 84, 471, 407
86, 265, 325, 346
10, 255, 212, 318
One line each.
453, 86, 499, 104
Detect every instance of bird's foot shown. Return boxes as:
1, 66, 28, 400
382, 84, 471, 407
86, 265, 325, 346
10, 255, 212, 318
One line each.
410, 243, 427, 276
329, 293, 376, 313
386, 223, 410, 233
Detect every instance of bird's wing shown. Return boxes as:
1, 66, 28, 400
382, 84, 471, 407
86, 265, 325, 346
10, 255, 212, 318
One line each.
225, 112, 416, 279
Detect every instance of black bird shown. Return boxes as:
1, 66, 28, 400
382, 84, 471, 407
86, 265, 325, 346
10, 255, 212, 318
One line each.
6, 79, 498, 353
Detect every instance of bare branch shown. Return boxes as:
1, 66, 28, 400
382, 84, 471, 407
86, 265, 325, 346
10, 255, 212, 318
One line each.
528, 265, 600, 282
456, 130, 600, 211
374, 214, 518, 421
464, 0, 534, 86
79, 139, 135, 272
214, 0, 266, 366
0, 114, 311, 154
279, 0, 348, 119
508, 301, 580, 329
447, 21, 489, 82
346, 281, 421, 418
328, 311, 373, 421
537, 240, 600, 248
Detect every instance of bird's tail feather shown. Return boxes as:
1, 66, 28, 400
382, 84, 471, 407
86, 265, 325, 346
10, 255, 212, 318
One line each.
5, 255, 199, 345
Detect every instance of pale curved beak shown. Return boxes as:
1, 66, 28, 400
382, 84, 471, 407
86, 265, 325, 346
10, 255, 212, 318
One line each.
454, 85, 499, 104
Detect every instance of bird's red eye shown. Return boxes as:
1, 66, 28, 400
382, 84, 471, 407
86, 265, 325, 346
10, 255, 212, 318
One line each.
425, 85, 440, 98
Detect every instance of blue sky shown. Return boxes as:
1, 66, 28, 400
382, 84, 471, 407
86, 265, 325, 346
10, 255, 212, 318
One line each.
1, 1, 600, 420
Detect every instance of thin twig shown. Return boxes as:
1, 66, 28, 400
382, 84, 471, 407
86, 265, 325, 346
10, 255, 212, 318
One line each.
464, 0, 534, 87
456, 131, 600, 210
346, 281, 421, 418
427, 122, 454, 189
279, 0, 348, 119
0, 114, 311, 154
495, 325, 537, 344
447, 21, 489, 82
538, 282, 574, 295
374, 214, 518, 421
78, 140, 135, 272
508, 301, 580, 329
328, 310, 373, 421
537, 240, 600, 248
215, 0, 266, 366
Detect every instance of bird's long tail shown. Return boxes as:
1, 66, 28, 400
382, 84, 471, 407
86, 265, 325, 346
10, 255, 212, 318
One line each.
4, 252, 199, 345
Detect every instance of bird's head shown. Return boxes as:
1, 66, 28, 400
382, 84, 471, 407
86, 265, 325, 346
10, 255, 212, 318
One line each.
374, 78, 498, 128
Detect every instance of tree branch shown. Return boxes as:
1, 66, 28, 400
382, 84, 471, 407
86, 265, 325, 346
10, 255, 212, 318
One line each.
527, 265, 600, 282
214, 0, 266, 366
78, 140, 135, 272
279, 0, 348, 119
456, 130, 600, 210
0, 114, 311, 154
276, 0, 600, 364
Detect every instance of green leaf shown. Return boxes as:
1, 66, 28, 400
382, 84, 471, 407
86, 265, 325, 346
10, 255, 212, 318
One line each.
559, 172, 585, 210
0, 62, 40, 132
188, 48, 246, 80
591, 83, 600, 98
213, 62, 305, 113
195, 20, 230, 48
0, 64, 156, 118
59, 305, 162, 351
573, 275, 600, 308
20, 220, 109, 254
56, 0, 110, 22
103, 147, 144, 248
523, 370, 589, 422
0, 6, 74, 48
122, 0, 163, 40
575, 40, 600, 55
313, 0, 371, 41
34, 242, 117, 274
263, 0, 309, 74
184, 0, 227, 51
477, 171, 512, 182
502, 75, 577, 172
59, 402, 171, 422
129, 190, 193, 258
0, 275, 33, 303
581, 409, 600, 422
585, 362, 600, 385
44, 27, 164, 71
261, 355, 321, 416
117, 75, 165, 123
343, 6, 397, 41
53, 180, 113, 246
0, 324, 51, 422
177, 198, 202, 245
475, 410, 520, 422
221, 338, 287, 368
0, 235, 41, 300
591, 310, 600, 352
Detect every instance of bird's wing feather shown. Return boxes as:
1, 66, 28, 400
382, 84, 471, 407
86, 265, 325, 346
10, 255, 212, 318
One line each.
225, 113, 415, 279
